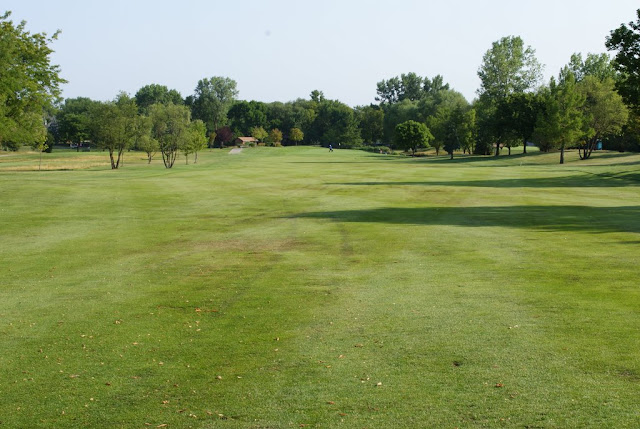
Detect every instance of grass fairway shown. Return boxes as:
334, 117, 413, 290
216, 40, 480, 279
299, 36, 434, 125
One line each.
1, 147, 639, 428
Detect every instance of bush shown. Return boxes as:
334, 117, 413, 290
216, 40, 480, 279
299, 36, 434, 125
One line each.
360, 145, 391, 154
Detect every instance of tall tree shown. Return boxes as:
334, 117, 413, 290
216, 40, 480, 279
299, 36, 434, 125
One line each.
0, 12, 66, 150
577, 76, 628, 159
57, 97, 97, 150
355, 105, 384, 143
134, 84, 183, 114
394, 120, 433, 156
431, 106, 475, 159
89, 93, 138, 169
494, 92, 543, 154
308, 99, 362, 147
228, 100, 269, 136
477, 36, 543, 100
376, 73, 450, 105
560, 53, 617, 84
189, 77, 238, 133
149, 103, 191, 168
477, 36, 542, 156
606, 9, 640, 110
533, 77, 585, 164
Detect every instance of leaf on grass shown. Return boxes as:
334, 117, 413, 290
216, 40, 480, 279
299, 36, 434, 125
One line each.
495, 383, 504, 388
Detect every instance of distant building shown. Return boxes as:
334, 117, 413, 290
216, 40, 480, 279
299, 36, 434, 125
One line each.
234, 137, 257, 145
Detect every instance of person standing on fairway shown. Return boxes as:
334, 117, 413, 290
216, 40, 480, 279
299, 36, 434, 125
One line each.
329, 144, 333, 152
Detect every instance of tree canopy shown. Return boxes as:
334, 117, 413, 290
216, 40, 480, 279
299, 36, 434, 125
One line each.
189, 77, 238, 133
0, 11, 66, 149
606, 9, 640, 110
134, 84, 183, 114
477, 36, 543, 101
394, 120, 433, 155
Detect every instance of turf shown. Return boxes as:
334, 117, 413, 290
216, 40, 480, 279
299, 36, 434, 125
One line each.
0, 147, 639, 428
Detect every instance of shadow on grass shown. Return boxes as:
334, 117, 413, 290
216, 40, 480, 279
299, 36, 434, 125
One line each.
332, 171, 640, 188
293, 205, 640, 234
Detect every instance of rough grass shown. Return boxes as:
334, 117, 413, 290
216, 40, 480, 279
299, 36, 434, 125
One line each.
0, 147, 639, 428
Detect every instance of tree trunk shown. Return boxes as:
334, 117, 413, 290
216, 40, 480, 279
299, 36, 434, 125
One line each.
560, 145, 565, 164
523, 138, 527, 154
109, 149, 116, 169
508, 146, 511, 156
495, 144, 500, 157
450, 152, 454, 160
194, 151, 198, 164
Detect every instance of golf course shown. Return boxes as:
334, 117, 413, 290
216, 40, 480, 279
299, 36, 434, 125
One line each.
1, 147, 639, 428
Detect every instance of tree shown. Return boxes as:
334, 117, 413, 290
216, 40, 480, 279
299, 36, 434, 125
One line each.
577, 76, 628, 159
376, 73, 450, 105
149, 103, 191, 168
89, 93, 138, 169
477, 36, 543, 100
477, 36, 543, 156
533, 77, 585, 164
355, 105, 384, 143
394, 120, 433, 156
431, 106, 475, 159
606, 9, 640, 110
0, 12, 66, 150
57, 97, 97, 150
251, 126, 268, 144
289, 127, 304, 146
308, 99, 362, 147
228, 100, 268, 136
310, 90, 325, 103
134, 84, 183, 114
494, 92, 543, 154
214, 126, 233, 148
189, 76, 238, 133
137, 133, 159, 164
132, 114, 157, 164
185, 119, 207, 164
31, 139, 48, 171
382, 99, 419, 144
560, 53, 617, 84
268, 128, 283, 146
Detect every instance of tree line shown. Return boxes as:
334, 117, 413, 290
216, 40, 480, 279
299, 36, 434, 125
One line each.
3, 9, 640, 166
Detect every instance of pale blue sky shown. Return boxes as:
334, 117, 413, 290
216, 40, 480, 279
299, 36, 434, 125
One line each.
4, 0, 639, 106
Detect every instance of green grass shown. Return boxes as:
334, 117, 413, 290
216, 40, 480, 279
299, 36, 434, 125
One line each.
1, 147, 639, 428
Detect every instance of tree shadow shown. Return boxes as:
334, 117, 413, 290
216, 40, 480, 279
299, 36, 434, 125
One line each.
293, 205, 640, 234
332, 171, 640, 188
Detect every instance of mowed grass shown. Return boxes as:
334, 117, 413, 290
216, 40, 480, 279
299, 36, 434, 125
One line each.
0, 147, 639, 428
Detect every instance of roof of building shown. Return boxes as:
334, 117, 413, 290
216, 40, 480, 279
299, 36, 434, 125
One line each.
236, 137, 257, 143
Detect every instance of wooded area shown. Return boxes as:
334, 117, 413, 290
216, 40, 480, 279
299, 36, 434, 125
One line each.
2, 9, 640, 167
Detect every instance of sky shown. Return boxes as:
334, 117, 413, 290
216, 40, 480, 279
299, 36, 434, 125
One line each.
4, 0, 639, 106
